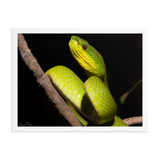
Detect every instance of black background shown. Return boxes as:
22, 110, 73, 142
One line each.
18, 34, 142, 126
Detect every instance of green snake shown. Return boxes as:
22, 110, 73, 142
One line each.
46, 36, 128, 126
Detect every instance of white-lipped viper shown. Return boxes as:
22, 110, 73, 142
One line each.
46, 36, 128, 126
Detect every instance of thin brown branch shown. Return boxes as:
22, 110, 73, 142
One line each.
123, 116, 142, 126
18, 34, 82, 126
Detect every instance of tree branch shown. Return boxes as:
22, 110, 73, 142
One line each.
18, 34, 82, 126
123, 116, 142, 126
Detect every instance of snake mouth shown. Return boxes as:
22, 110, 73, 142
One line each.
69, 42, 79, 60
69, 42, 95, 72
69, 39, 81, 59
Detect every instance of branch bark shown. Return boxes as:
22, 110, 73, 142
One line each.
123, 116, 142, 126
18, 34, 82, 126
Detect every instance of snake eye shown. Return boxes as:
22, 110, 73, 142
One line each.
82, 44, 88, 50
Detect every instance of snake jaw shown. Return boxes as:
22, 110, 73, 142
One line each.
69, 37, 98, 76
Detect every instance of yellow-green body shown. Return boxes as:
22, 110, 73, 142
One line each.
46, 36, 128, 126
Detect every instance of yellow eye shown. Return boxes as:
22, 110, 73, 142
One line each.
82, 44, 88, 50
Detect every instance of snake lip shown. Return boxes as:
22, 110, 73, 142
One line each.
69, 46, 77, 58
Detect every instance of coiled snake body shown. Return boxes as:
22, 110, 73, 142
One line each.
46, 36, 128, 126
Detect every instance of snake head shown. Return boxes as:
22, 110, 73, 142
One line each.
69, 35, 107, 82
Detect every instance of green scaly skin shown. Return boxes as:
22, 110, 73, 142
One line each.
46, 36, 128, 126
